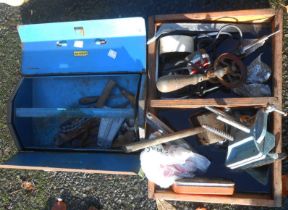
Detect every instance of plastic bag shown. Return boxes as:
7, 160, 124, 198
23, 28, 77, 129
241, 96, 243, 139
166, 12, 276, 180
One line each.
246, 53, 271, 84
233, 83, 271, 97
233, 54, 272, 97
140, 133, 210, 188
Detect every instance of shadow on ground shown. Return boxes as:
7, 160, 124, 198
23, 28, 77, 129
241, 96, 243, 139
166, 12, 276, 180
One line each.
20, 0, 270, 24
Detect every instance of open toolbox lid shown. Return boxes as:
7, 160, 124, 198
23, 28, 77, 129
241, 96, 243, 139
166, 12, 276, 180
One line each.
18, 17, 146, 75
1, 151, 140, 174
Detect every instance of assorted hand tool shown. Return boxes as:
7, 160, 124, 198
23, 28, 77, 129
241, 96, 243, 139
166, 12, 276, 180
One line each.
156, 24, 279, 98
46, 21, 285, 197
203, 105, 287, 169
54, 80, 116, 147
157, 52, 246, 93
54, 80, 136, 149
136, 104, 286, 196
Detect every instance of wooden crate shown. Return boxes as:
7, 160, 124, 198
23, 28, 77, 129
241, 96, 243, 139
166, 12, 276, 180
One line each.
146, 9, 283, 207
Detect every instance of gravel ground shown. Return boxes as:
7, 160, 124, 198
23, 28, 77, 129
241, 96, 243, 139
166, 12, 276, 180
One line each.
0, 0, 287, 209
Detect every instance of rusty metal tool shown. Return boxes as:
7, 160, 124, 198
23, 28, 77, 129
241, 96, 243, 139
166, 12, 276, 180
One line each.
212, 53, 247, 88
79, 84, 135, 107
189, 110, 233, 144
55, 118, 99, 146
156, 53, 246, 93
117, 85, 136, 107
172, 178, 235, 195
201, 124, 234, 142
55, 80, 116, 147
95, 80, 116, 108
123, 127, 204, 153
79, 96, 99, 105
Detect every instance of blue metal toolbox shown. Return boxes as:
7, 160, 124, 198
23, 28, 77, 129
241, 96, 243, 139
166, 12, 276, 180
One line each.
2, 17, 146, 174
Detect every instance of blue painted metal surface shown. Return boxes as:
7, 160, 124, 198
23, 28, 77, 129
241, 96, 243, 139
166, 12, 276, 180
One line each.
12, 74, 140, 148
4, 152, 140, 174
7, 17, 146, 173
14, 74, 140, 108
16, 108, 134, 118
18, 17, 146, 75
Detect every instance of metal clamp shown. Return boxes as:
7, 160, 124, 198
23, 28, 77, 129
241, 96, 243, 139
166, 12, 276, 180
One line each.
204, 105, 286, 169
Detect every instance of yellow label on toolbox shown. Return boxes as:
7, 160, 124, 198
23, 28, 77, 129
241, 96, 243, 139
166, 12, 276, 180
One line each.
74, 51, 88, 56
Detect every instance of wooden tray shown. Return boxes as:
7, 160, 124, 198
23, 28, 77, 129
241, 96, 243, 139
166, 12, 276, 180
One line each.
146, 8, 283, 207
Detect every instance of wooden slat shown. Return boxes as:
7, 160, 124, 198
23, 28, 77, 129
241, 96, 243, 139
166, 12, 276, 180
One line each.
149, 181, 278, 207
272, 9, 283, 103
147, 16, 157, 108
272, 113, 283, 207
150, 97, 278, 108
0, 165, 137, 175
271, 9, 283, 208
145, 16, 158, 138
155, 9, 275, 23
154, 191, 276, 207
148, 181, 156, 199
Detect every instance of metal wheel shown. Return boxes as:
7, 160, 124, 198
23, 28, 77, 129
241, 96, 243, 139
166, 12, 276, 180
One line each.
213, 53, 247, 88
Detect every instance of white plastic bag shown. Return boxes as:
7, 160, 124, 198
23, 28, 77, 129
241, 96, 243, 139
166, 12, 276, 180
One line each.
140, 133, 210, 188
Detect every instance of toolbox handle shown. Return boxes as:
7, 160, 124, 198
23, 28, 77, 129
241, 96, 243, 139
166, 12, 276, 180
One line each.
95, 38, 107, 45
74, 26, 85, 36
56, 40, 67, 47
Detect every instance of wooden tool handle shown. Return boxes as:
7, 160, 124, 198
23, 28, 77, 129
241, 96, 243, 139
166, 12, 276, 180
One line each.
156, 67, 229, 93
123, 127, 203, 153
95, 80, 116, 107
156, 74, 204, 93
79, 96, 98, 105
